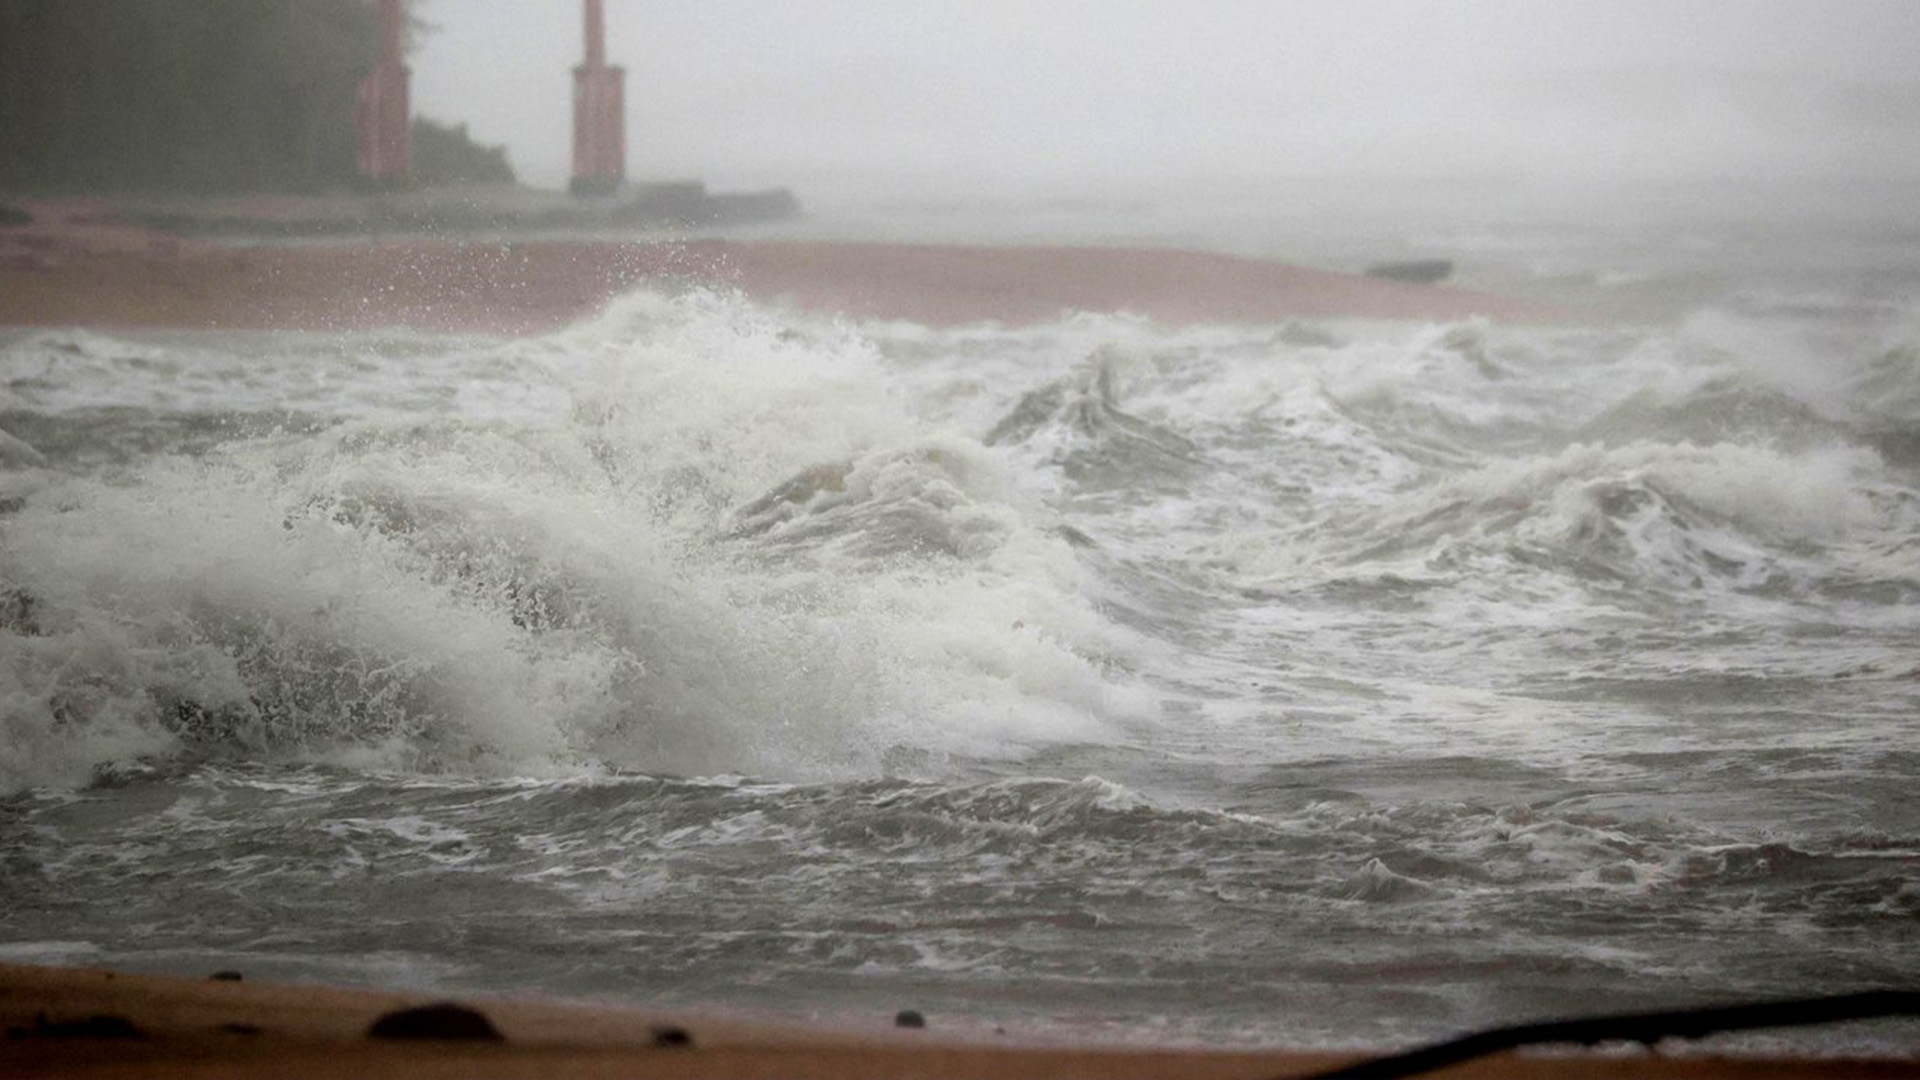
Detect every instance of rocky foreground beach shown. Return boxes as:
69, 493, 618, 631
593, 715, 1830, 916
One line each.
0, 199, 1565, 334
2, 964, 1910, 1079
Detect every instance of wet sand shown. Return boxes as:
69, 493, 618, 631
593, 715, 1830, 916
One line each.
0, 206, 1567, 334
1, 964, 1908, 1080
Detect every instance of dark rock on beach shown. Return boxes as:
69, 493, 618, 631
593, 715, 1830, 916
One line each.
8, 1012, 147, 1040
366, 1003, 505, 1042
650, 1024, 694, 1048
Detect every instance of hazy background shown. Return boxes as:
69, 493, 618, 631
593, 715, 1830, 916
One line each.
412, 0, 1920, 203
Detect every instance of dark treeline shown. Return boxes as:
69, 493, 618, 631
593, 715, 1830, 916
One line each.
0, 0, 512, 194
412, 119, 514, 187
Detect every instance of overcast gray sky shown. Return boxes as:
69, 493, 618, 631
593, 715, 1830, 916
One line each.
410, 1, 1920, 197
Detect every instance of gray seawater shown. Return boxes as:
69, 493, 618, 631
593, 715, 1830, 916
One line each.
3, 223, 1920, 1052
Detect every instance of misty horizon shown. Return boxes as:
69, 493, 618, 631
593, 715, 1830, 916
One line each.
410, 0, 1920, 202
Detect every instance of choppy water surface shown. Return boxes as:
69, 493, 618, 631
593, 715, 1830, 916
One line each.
3, 240, 1920, 1051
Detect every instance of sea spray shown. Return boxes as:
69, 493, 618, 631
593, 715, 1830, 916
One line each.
0, 291, 1136, 792
2, 283, 1918, 1050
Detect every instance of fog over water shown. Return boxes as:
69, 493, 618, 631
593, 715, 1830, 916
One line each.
414, 0, 1920, 203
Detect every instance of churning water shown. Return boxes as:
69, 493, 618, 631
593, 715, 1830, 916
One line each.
3, 223, 1920, 1051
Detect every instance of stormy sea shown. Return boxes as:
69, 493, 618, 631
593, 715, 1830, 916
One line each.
4, 204, 1919, 1053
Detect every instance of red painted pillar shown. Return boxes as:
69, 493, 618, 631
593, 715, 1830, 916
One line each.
355, 0, 411, 186
571, 0, 626, 196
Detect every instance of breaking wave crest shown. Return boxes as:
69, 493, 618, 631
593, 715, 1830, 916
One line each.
3, 293, 1917, 796
5, 282, 1920, 1050
0, 293, 1136, 792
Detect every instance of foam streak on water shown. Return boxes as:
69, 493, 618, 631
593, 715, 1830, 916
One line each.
2, 285, 1919, 1050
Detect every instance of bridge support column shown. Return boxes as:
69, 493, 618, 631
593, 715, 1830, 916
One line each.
355, 0, 410, 187
571, 0, 626, 197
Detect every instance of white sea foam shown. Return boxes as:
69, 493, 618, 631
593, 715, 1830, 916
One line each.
0, 291, 1140, 793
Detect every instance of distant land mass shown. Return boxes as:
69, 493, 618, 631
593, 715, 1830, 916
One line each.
0, 0, 516, 195
0, 0, 392, 193
115, 183, 802, 238
0, 1, 797, 231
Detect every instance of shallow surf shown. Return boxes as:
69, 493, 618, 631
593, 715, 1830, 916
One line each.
2, 259, 1918, 1049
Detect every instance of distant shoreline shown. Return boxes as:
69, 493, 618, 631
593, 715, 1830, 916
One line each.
0, 200, 1573, 335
